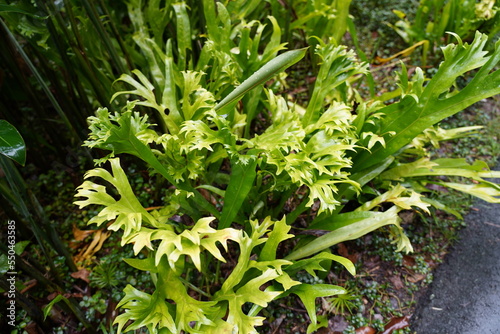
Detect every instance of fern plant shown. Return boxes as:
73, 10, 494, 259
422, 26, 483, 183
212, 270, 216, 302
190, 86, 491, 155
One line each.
75, 1, 500, 332
390, 0, 500, 52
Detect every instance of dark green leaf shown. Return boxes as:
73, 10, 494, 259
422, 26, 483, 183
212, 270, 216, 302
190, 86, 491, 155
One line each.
0, 120, 26, 166
215, 48, 307, 112
219, 157, 258, 228
123, 257, 158, 273
286, 207, 401, 260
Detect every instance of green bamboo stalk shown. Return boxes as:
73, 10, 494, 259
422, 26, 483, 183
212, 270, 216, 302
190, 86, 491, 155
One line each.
45, 0, 112, 109
27, 0, 95, 126
0, 157, 77, 274
0, 19, 80, 141
0, 35, 47, 120
59, 0, 109, 112
97, 0, 134, 70
31, 46, 91, 135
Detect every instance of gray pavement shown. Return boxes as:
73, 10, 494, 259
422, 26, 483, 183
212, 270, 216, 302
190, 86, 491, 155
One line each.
411, 162, 500, 333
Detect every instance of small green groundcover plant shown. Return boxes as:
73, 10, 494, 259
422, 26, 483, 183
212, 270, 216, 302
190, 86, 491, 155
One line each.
74, 2, 500, 332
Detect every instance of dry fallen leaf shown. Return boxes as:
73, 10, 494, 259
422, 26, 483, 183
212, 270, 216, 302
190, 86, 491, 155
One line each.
355, 326, 376, 334
72, 224, 95, 241
407, 273, 426, 283
25, 321, 40, 334
73, 229, 111, 269
337, 243, 359, 263
380, 315, 410, 334
47, 292, 59, 301
20, 279, 37, 294
388, 274, 404, 290
402, 255, 415, 268
71, 268, 90, 283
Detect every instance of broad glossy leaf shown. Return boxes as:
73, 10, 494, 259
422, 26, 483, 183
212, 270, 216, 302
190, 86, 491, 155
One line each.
440, 182, 500, 203
0, 120, 26, 166
215, 48, 307, 111
172, 2, 191, 70
286, 207, 403, 260
13, 240, 30, 255
219, 157, 258, 228
123, 256, 158, 273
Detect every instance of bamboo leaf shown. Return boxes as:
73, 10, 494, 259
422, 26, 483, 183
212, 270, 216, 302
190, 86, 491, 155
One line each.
214, 48, 307, 112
